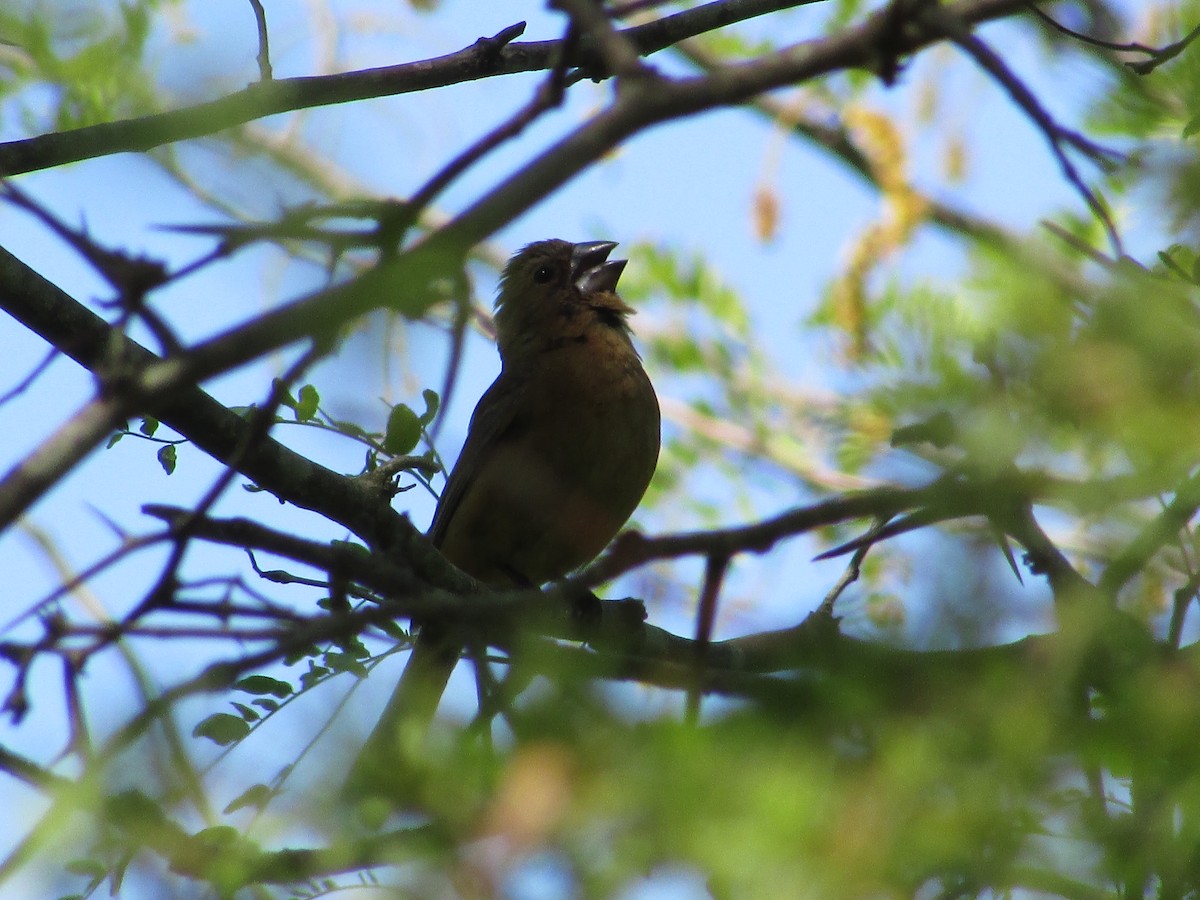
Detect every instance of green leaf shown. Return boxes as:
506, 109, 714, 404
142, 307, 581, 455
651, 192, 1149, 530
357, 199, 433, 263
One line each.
139, 417, 158, 437
106, 431, 124, 449
274, 378, 298, 411
419, 388, 440, 425
235, 675, 293, 698
156, 444, 176, 475
231, 701, 259, 722
283, 644, 321, 666
331, 635, 369, 658
296, 384, 320, 421
300, 665, 330, 690
193, 713, 250, 746
1184, 113, 1200, 139
191, 825, 240, 851
383, 403, 422, 455
222, 783, 273, 815
105, 789, 169, 830
317, 595, 348, 612
324, 651, 368, 678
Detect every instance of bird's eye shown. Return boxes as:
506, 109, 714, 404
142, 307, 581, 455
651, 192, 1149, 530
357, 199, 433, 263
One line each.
533, 264, 555, 284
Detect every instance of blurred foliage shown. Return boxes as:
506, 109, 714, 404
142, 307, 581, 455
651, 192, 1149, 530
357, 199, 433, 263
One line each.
0, 2, 162, 128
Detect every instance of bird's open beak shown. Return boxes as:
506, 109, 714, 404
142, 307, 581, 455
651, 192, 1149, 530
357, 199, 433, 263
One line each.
572, 240, 627, 294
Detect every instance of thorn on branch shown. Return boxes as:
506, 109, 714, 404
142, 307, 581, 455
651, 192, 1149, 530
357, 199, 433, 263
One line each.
247, 0, 273, 81
0, 180, 179, 350
473, 21, 528, 67
1, 638, 36, 723
813, 509, 939, 561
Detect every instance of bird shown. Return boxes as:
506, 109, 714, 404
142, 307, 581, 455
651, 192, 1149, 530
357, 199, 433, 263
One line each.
346, 239, 660, 802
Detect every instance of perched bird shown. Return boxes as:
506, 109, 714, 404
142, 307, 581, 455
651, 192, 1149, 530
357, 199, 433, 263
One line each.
347, 239, 660, 800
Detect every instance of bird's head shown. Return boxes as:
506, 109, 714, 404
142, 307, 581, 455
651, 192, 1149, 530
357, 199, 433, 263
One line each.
494, 239, 635, 357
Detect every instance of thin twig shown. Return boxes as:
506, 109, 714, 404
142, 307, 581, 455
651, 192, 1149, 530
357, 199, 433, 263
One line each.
0, 240, 425, 574
1099, 470, 1200, 598
248, 0, 273, 81
818, 516, 889, 615
919, 2, 1125, 257
1039, 219, 1119, 269
0, 347, 57, 408
1128, 23, 1200, 75
137, 344, 327, 621
0, 181, 179, 352
1026, 4, 1200, 76
1168, 571, 1200, 649
686, 552, 730, 723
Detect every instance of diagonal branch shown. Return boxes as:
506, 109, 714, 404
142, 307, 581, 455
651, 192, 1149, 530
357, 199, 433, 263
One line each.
1098, 470, 1200, 598
119, 0, 1032, 401
0, 0, 812, 176
917, 1, 1125, 255
0, 245, 422, 562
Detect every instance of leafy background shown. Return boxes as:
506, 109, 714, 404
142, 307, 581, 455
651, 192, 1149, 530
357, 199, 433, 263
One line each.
4, 0, 1200, 897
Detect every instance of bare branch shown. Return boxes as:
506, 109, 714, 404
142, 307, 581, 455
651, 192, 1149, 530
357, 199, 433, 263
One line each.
686, 550, 730, 722
1027, 3, 1200, 75
0, 245, 420, 560
0, 0, 814, 176
917, 1, 1125, 256
247, 0, 273, 82
140, 0, 1033, 396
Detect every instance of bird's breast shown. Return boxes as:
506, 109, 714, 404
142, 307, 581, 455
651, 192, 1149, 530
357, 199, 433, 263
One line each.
440, 324, 660, 586
526, 326, 660, 504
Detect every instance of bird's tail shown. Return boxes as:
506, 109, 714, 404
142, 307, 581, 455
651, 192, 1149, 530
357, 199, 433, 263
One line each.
342, 628, 460, 807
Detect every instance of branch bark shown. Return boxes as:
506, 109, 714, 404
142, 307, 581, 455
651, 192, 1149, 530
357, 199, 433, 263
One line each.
0, 0, 813, 176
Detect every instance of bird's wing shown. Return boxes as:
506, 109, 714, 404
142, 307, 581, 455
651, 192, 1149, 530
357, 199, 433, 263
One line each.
428, 369, 527, 547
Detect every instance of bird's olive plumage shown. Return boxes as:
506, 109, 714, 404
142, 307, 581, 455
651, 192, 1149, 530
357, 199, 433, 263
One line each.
432, 239, 660, 586
346, 240, 659, 802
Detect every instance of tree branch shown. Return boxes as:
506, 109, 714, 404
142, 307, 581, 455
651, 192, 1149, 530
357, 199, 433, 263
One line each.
116, 0, 1031, 407
0, 0, 813, 176
0, 244, 420, 561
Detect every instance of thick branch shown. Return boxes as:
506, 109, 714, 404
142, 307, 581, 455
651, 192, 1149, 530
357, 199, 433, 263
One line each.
120, 0, 1031, 400
0, 0, 810, 176
0, 244, 419, 560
